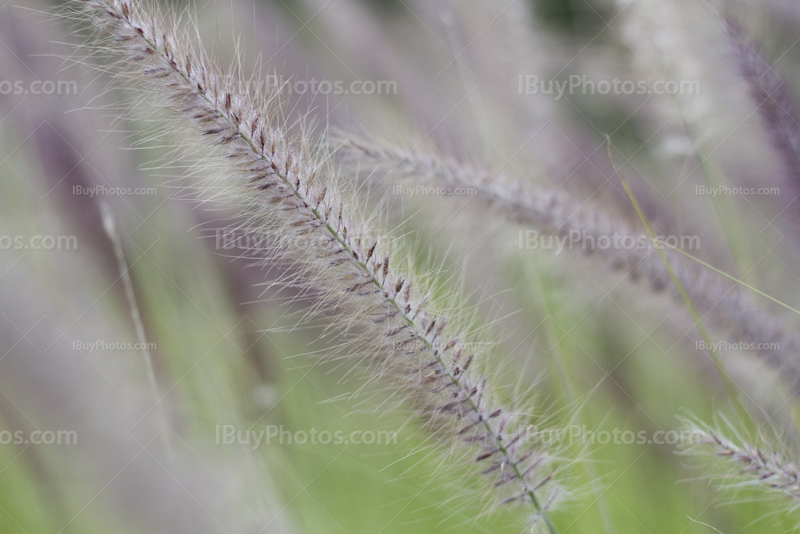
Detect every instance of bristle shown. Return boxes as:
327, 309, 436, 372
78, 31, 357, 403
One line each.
68, 0, 563, 525
342, 136, 800, 392
682, 419, 800, 507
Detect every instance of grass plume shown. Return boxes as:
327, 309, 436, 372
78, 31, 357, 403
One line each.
65, 0, 566, 529
682, 417, 800, 512
341, 135, 800, 393
726, 17, 800, 214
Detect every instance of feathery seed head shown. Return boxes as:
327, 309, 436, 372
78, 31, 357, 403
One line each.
340, 134, 800, 394
66, 0, 566, 528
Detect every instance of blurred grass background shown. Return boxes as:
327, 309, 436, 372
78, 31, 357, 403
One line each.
1, 0, 800, 532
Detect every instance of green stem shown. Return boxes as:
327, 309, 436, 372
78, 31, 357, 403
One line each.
609, 142, 757, 439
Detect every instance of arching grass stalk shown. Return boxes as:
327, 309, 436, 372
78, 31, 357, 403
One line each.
66, 0, 565, 530
341, 135, 800, 395
609, 142, 757, 438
